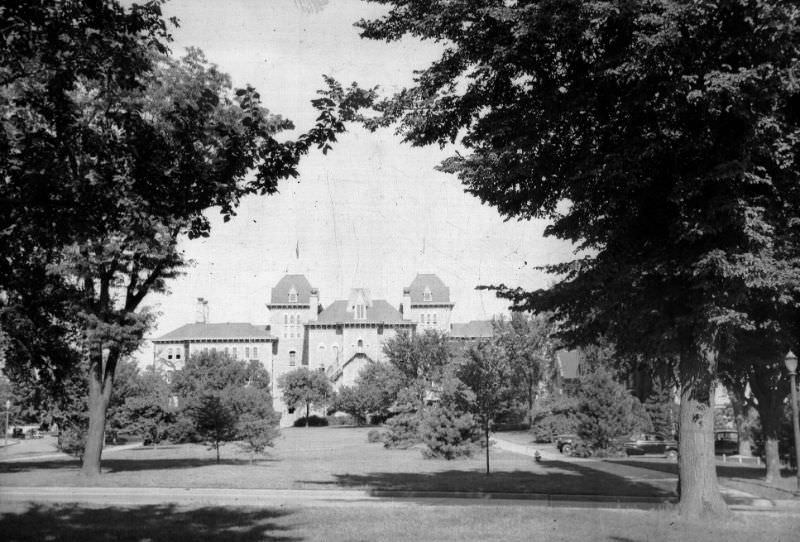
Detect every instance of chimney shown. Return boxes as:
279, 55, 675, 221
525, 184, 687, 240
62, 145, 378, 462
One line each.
308, 288, 319, 322
401, 287, 411, 317
195, 297, 209, 324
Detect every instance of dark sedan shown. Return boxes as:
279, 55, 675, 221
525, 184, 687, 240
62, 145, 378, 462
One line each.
623, 433, 678, 459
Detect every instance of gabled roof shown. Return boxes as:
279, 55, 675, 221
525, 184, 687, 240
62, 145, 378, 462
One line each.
153, 323, 273, 342
406, 274, 451, 304
450, 320, 494, 339
556, 349, 581, 380
314, 299, 409, 325
269, 274, 314, 305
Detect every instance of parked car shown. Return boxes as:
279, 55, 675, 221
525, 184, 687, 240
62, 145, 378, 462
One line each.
714, 430, 740, 456
11, 427, 25, 439
623, 432, 678, 459
555, 433, 579, 455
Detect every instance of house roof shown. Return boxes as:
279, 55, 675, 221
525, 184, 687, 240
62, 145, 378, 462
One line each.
314, 299, 409, 325
406, 274, 451, 304
450, 320, 494, 339
269, 274, 314, 305
557, 349, 581, 380
153, 323, 273, 342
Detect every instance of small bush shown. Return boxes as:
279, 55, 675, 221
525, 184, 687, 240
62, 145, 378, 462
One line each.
382, 413, 420, 449
367, 429, 383, 443
166, 414, 200, 443
293, 415, 328, 427
57, 427, 86, 459
419, 406, 480, 460
571, 440, 593, 458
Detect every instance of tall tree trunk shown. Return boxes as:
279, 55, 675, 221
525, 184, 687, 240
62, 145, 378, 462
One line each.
306, 402, 310, 427
81, 348, 117, 476
749, 365, 788, 483
677, 348, 727, 518
756, 400, 783, 482
727, 384, 754, 457
215, 440, 220, 463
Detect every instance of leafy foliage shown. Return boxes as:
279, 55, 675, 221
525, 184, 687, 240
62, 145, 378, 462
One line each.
172, 351, 279, 462
1, 0, 360, 474
382, 412, 421, 449
278, 367, 333, 425
115, 366, 174, 446
333, 361, 405, 424
341, 0, 800, 514
530, 394, 580, 443
419, 406, 480, 460
644, 380, 678, 437
575, 367, 651, 451
194, 394, 238, 463
493, 313, 554, 425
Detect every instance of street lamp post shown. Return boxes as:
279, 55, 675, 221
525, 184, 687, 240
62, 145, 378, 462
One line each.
784, 351, 800, 495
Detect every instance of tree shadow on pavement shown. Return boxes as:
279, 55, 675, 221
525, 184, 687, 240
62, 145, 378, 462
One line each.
304, 459, 675, 498
0, 457, 278, 475
1, 503, 300, 542
610, 458, 774, 480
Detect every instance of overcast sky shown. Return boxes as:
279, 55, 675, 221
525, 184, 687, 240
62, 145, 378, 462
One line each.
136, 0, 573, 361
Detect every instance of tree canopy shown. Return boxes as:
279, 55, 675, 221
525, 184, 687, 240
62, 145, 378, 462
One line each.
345, 0, 800, 517
1, 0, 364, 474
278, 367, 333, 425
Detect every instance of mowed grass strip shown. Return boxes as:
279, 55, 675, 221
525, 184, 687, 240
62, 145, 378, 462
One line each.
0, 427, 669, 497
1, 501, 797, 542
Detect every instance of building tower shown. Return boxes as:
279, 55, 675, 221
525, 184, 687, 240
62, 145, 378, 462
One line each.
402, 274, 454, 333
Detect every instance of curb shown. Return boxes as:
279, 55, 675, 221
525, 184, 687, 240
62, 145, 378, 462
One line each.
1, 486, 796, 513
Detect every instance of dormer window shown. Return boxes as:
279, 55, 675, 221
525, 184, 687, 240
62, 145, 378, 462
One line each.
423, 286, 432, 302
288, 287, 298, 303
355, 303, 366, 320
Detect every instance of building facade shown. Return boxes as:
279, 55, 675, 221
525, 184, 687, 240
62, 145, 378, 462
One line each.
153, 273, 492, 426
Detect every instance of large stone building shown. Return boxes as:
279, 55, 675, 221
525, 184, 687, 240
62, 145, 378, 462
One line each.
153, 273, 492, 425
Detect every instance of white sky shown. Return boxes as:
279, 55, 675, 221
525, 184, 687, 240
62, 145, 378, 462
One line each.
135, 0, 574, 362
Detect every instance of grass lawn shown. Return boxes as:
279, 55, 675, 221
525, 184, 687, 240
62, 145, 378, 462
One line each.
0, 427, 673, 497
3, 427, 798, 502
495, 430, 800, 501
1, 501, 798, 542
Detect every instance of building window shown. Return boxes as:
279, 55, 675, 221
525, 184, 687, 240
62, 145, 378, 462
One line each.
423, 286, 432, 301
253, 346, 258, 358
332, 344, 339, 360
232, 347, 237, 358
289, 351, 296, 366
288, 287, 298, 303
224, 347, 229, 356
203, 347, 209, 354
433, 313, 437, 325
175, 350, 181, 359
245, 347, 250, 358
211, 347, 216, 355
357, 339, 364, 352
420, 314, 424, 323
167, 348, 173, 360
426, 314, 431, 325
355, 304, 365, 320
284, 313, 289, 325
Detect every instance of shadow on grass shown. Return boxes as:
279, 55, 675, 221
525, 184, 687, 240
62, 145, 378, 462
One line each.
0, 457, 279, 475
1, 503, 300, 542
609, 459, 783, 480
302, 459, 675, 498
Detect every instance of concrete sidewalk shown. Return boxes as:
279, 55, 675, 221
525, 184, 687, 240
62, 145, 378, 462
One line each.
490, 436, 800, 512
2, 485, 799, 513
0, 442, 141, 463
